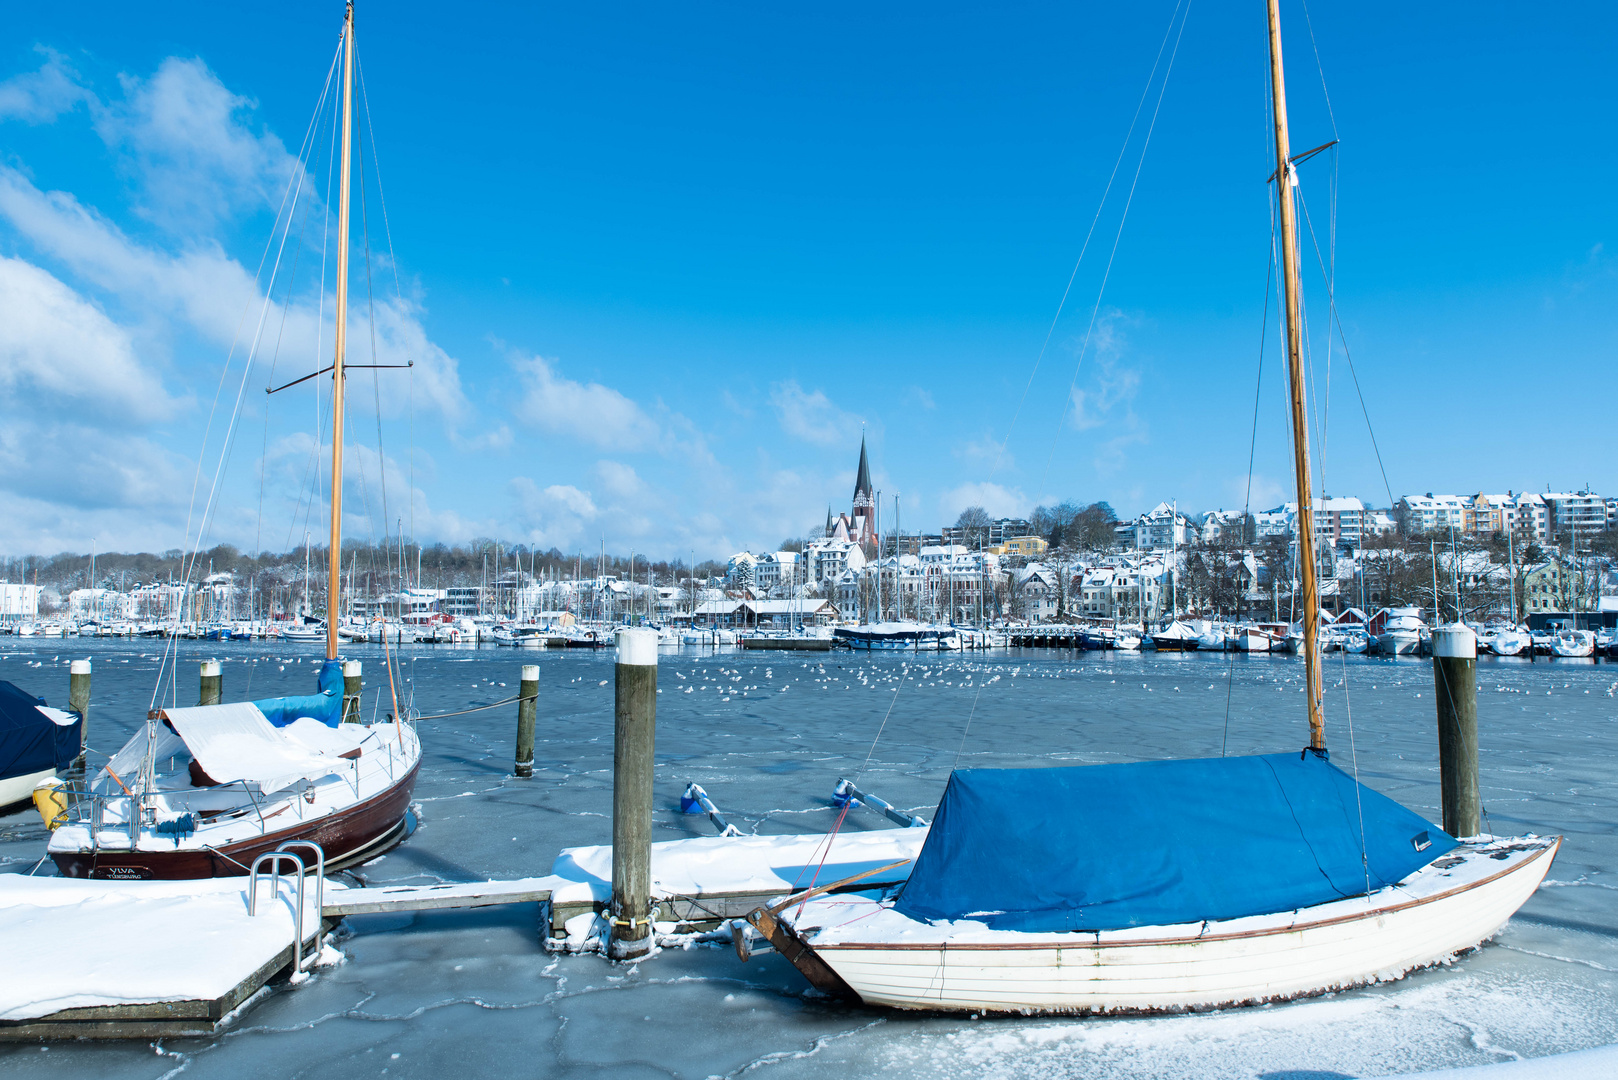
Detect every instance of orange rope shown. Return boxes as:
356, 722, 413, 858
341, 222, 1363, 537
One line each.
795, 800, 852, 921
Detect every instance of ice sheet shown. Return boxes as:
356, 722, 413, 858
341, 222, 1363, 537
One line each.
0, 643, 1613, 1078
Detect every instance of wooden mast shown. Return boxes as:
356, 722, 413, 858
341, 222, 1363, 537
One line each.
327, 1, 355, 662
1266, 0, 1325, 750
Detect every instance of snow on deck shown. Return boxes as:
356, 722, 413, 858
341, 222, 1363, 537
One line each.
0, 873, 322, 1021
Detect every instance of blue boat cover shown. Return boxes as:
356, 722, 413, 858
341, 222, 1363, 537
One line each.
0, 680, 81, 785
894, 752, 1456, 933
252, 659, 344, 728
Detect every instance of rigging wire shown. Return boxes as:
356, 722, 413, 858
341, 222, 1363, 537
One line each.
1037, 0, 1194, 497
152, 34, 343, 711
987, 0, 1189, 484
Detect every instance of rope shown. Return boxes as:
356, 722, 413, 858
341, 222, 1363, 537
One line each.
855, 686, 902, 782
1224, 202, 1277, 757
1038, 0, 1194, 497
410, 694, 536, 722
988, 0, 1189, 484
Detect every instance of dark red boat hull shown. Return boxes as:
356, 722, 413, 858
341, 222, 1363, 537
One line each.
51, 757, 420, 880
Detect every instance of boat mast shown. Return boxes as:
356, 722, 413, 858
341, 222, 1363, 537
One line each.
1266, 0, 1325, 750
326, 0, 355, 662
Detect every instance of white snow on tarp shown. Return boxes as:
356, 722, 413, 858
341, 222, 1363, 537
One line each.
549, 828, 926, 905
1398, 1044, 1618, 1079
36, 706, 77, 727
0, 873, 322, 1021
165, 702, 344, 793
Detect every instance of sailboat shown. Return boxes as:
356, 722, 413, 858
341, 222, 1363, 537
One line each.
746, 2, 1558, 1013
47, 3, 422, 879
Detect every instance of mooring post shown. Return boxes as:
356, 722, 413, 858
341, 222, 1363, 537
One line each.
343, 660, 362, 723
608, 627, 658, 960
68, 659, 91, 771
1432, 625, 1480, 838
515, 663, 539, 778
199, 660, 222, 706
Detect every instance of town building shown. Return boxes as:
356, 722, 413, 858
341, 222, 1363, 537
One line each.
1544, 491, 1607, 539
1396, 494, 1468, 534
1128, 503, 1192, 551
990, 536, 1048, 558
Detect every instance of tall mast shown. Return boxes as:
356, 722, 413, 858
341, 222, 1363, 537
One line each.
1266, 0, 1325, 750
326, 1, 355, 661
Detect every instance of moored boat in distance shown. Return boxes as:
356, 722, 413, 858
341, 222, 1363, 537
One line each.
1376, 607, 1427, 656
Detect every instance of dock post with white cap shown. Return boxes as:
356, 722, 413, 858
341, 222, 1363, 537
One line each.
515, 664, 539, 777
1432, 625, 1480, 838
342, 660, 362, 723
199, 660, 222, 707
68, 659, 91, 771
608, 627, 658, 960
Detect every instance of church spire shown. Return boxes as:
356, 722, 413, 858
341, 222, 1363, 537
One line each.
853, 432, 873, 503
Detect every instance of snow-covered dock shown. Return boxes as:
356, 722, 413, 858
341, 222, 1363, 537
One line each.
0, 874, 330, 1040
321, 829, 926, 939
542, 827, 926, 938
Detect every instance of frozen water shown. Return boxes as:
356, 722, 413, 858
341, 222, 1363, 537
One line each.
0, 640, 1614, 1077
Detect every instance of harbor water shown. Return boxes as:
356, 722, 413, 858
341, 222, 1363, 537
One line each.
0, 640, 1614, 1078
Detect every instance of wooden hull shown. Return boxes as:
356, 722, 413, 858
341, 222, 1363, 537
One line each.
780, 838, 1558, 1015
51, 757, 419, 880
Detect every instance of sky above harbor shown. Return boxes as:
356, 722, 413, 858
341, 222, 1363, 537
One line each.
0, 2, 1613, 563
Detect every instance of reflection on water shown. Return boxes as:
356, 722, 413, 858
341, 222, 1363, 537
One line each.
1, 641, 1614, 1077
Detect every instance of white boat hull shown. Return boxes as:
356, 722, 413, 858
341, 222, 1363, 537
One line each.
780, 837, 1557, 1015
0, 767, 56, 810
1378, 630, 1421, 655
1231, 630, 1273, 653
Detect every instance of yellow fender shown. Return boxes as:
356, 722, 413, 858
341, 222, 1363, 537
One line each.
32, 777, 67, 830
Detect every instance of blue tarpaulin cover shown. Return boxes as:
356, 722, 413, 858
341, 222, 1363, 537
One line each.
894, 752, 1457, 933
0, 680, 80, 786
252, 659, 344, 728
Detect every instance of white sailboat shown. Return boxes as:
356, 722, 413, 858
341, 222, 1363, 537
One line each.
46, 3, 421, 879
747, 3, 1557, 1012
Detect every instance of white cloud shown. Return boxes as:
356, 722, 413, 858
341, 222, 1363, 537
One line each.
0, 48, 91, 125
595, 460, 643, 498
0, 255, 176, 420
97, 57, 298, 232
938, 481, 1030, 522
0, 418, 188, 515
513, 355, 659, 450
0, 166, 467, 422
769, 381, 864, 447
509, 477, 600, 550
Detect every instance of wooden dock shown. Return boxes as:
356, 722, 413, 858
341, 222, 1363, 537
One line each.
738, 636, 835, 651
324, 877, 554, 917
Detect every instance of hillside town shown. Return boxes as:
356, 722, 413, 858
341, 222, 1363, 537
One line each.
0, 439, 1613, 638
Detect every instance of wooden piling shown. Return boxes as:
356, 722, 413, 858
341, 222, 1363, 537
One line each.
199, 660, 222, 707
342, 660, 362, 723
68, 659, 91, 771
1431, 625, 1480, 838
608, 628, 658, 961
515, 663, 539, 778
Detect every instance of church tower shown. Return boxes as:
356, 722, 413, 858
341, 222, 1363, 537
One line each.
851, 434, 876, 556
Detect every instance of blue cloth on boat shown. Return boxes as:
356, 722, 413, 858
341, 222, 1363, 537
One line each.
0, 680, 80, 786
252, 659, 344, 728
894, 752, 1456, 933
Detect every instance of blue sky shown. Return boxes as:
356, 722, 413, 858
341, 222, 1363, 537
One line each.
0, 2, 1612, 561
